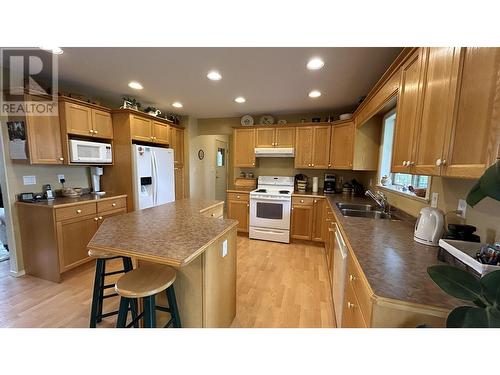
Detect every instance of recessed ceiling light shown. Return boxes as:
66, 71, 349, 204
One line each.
40, 47, 64, 55
308, 90, 321, 98
128, 81, 143, 90
207, 71, 222, 81
307, 57, 324, 70
234, 96, 246, 103
172, 102, 183, 108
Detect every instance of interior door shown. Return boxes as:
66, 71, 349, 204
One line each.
215, 140, 228, 202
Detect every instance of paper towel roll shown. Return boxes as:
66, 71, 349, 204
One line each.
312, 177, 319, 193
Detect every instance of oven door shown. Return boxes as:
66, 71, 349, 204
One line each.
249, 196, 291, 230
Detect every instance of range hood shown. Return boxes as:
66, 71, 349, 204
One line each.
254, 147, 295, 158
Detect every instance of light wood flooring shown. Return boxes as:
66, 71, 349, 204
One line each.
0, 235, 335, 328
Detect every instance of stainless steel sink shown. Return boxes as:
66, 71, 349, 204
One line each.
336, 202, 375, 211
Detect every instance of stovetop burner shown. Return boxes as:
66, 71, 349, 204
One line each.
279, 190, 290, 194
255, 189, 267, 193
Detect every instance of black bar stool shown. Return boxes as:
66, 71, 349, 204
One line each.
115, 264, 181, 328
88, 249, 138, 328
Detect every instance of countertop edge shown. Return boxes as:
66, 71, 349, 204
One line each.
16, 194, 128, 209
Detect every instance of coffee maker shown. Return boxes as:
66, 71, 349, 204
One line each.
324, 174, 336, 194
90, 167, 105, 196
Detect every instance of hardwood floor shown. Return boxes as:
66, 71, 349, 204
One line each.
0, 235, 335, 328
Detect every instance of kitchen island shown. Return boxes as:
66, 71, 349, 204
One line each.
88, 199, 238, 328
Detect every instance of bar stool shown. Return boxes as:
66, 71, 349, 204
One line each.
115, 264, 181, 328
88, 249, 138, 328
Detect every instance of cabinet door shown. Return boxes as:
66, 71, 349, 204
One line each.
64, 101, 93, 136
275, 127, 295, 147
91, 109, 113, 139
330, 122, 354, 169
255, 128, 275, 147
443, 47, 500, 178
174, 166, 184, 200
171, 127, 184, 166
341, 282, 368, 328
227, 200, 249, 232
233, 128, 256, 167
391, 49, 425, 173
294, 127, 314, 168
312, 126, 331, 169
57, 215, 97, 272
413, 48, 461, 176
153, 121, 170, 145
290, 204, 313, 240
26, 101, 64, 164
311, 199, 325, 242
130, 115, 153, 142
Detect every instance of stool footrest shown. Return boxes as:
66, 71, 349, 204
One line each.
126, 312, 144, 328
102, 293, 119, 299
155, 305, 173, 314
104, 269, 127, 276
98, 310, 119, 319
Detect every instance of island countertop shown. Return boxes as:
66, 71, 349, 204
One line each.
87, 199, 238, 267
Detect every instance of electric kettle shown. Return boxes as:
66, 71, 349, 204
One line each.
414, 207, 445, 247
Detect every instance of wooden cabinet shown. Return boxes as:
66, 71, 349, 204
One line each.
291, 197, 313, 240
17, 195, 127, 282
59, 98, 113, 140
342, 280, 368, 328
130, 114, 153, 142
294, 126, 331, 169
25, 95, 64, 164
234, 128, 256, 167
330, 122, 355, 169
294, 127, 314, 168
226, 192, 249, 232
391, 48, 425, 173
255, 127, 295, 148
153, 120, 170, 145
175, 167, 185, 200
311, 198, 325, 242
171, 126, 184, 166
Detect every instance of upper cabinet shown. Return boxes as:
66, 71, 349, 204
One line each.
392, 47, 500, 179
330, 121, 355, 169
234, 128, 256, 167
25, 94, 64, 164
59, 97, 113, 140
171, 126, 184, 166
255, 127, 295, 148
294, 126, 330, 169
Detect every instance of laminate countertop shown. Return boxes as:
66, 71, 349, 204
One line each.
87, 199, 238, 267
326, 195, 461, 310
15, 193, 127, 208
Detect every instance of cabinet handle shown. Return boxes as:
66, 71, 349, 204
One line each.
328, 228, 334, 232
76, 209, 82, 214
98, 216, 103, 220
409, 161, 414, 166
347, 302, 356, 309
89, 130, 94, 134
435, 159, 442, 166
314, 200, 317, 203
291, 207, 294, 211
59, 157, 64, 161
252, 162, 255, 166
312, 163, 315, 167
94, 217, 99, 221
236, 195, 240, 199
442, 159, 447, 166
308, 163, 311, 167
402, 161, 407, 166
275, 142, 278, 146
247, 204, 250, 207
328, 163, 331, 167
300, 199, 304, 203
349, 274, 356, 282
94, 130, 98, 134
211, 213, 215, 217
112, 203, 116, 207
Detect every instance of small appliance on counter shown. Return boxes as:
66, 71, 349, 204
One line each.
444, 224, 480, 243
324, 173, 336, 194
414, 207, 444, 247
350, 179, 365, 196
42, 184, 54, 200
90, 166, 105, 196
295, 173, 308, 192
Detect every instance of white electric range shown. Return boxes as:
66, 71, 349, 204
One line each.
249, 176, 294, 243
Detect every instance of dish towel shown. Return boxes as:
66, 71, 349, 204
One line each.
466, 160, 500, 207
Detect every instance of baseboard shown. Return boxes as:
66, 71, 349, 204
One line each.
9, 269, 25, 277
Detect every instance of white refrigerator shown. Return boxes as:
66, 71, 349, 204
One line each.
132, 144, 175, 210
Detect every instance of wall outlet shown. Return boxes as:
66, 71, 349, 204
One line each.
23, 175, 36, 185
57, 174, 65, 182
222, 239, 228, 257
431, 192, 439, 208
457, 199, 467, 218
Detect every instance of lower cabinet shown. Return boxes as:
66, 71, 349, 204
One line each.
312, 198, 325, 242
17, 196, 127, 282
342, 281, 368, 328
226, 192, 249, 233
291, 196, 325, 241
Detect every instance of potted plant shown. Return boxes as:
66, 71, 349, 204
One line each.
427, 265, 500, 327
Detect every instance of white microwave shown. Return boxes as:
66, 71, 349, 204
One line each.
69, 139, 112, 164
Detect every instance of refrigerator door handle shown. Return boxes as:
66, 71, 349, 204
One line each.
151, 150, 158, 205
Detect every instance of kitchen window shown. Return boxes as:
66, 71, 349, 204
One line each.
377, 109, 431, 200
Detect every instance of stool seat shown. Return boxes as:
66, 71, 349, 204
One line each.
88, 248, 117, 259
115, 264, 177, 299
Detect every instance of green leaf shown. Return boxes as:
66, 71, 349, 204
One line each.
480, 270, 500, 306
446, 306, 473, 328
485, 306, 500, 328
462, 307, 489, 328
428, 265, 482, 302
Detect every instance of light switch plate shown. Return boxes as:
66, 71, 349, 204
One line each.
431, 192, 439, 208
23, 175, 36, 185
457, 199, 467, 218
222, 239, 228, 257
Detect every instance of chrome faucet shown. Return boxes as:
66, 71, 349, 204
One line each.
365, 189, 390, 214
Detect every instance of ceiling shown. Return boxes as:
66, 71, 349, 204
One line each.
53, 47, 402, 118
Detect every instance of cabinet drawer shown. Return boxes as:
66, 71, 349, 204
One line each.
227, 192, 249, 202
346, 255, 373, 324
97, 197, 127, 213
201, 204, 224, 219
342, 280, 368, 328
55, 203, 97, 221
292, 196, 314, 206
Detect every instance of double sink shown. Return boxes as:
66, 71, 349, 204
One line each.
336, 202, 399, 220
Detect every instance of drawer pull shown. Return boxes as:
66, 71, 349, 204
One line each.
236, 195, 240, 199
347, 302, 356, 309
211, 213, 215, 217
98, 216, 103, 220
59, 157, 64, 161
112, 203, 117, 207
94, 217, 99, 221
94, 130, 98, 134
300, 199, 304, 203
349, 274, 356, 282
76, 209, 82, 214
